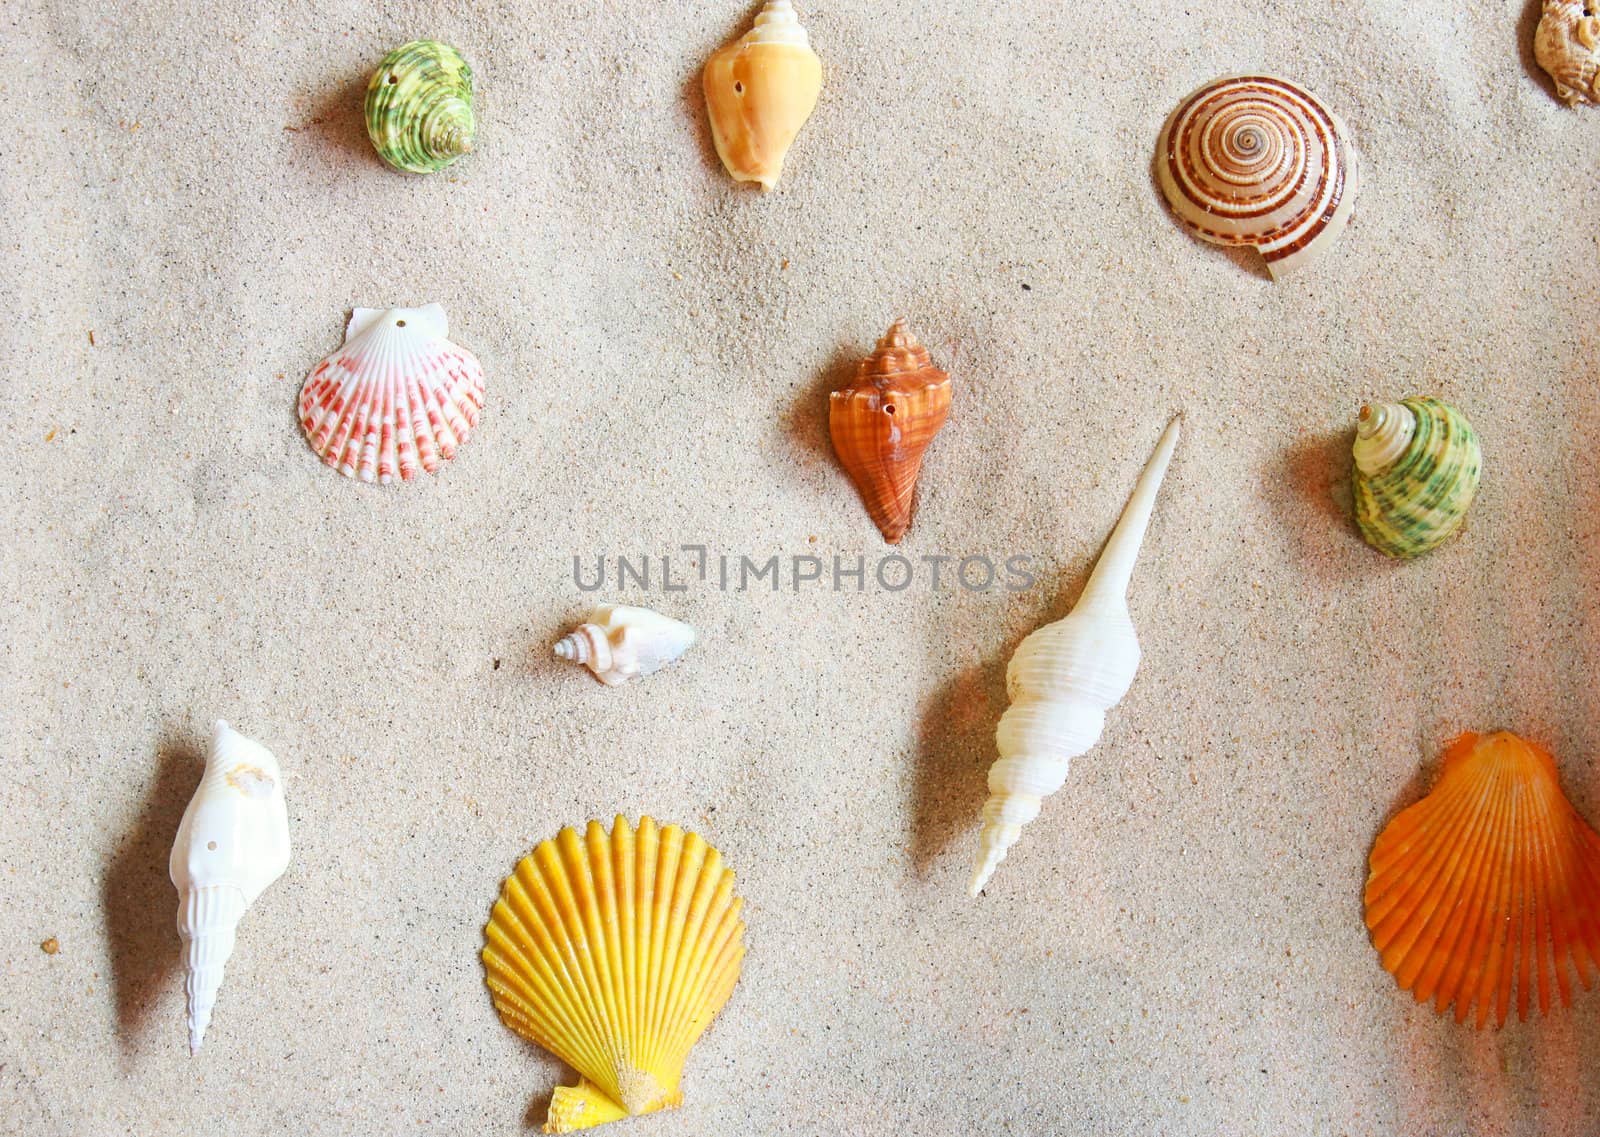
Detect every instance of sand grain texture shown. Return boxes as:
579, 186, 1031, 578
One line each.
2, 1, 1599, 1134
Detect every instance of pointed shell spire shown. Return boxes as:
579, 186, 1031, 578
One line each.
169, 721, 291, 1053
703, 0, 824, 190
1351, 396, 1481, 559
1352, 401, 1417, 475
364, 40, 476, 174
970, 417, 1180, 896
828, 320, 953, 543
553, 605, 697, 687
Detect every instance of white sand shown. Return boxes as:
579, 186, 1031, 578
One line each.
3, 1, 1599, 1133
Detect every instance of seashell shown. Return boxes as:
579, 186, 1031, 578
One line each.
1365, 731, 1600, 1027
553, 605, 697, 687
1155, 75, 1360, 279
299, 304, 485, 483
365, 40, 476, 174
168, 721, 291, 1054
482, 816, 745, 1132
703, 0, 823, 190
1535, 0, 1600, 106
1351, 396, 1481, 559
829, 320, 952, 544
971, 417, 1180, 896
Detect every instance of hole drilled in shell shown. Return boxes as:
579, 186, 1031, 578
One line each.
884, 404, 896, 416
387, 74, 398, 84
396, 319, 407, 327
734, 81, 745, 95
206, 841, 217, 851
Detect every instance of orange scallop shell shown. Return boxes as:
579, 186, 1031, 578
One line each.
827, 321, 952, 544
1365, 731, 1600, 1027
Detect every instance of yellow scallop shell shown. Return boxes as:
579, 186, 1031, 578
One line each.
482, 816, 746, 1132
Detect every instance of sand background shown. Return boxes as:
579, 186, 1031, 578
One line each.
3, 0, 1599, 1133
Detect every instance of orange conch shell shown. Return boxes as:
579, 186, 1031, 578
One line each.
702, 0, 823, 190
828, 320, 952, 544
1365, 731, 1600, 1027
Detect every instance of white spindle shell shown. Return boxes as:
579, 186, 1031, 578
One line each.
971, 419, 1180, 896
168, 721, 291, 1053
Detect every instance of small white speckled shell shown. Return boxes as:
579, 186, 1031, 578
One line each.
1536, 0, 1600, 106
299, 304, 485, 483
553, 605, 697, 687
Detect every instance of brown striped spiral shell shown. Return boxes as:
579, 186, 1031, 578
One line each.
1155, 75, 1360, 280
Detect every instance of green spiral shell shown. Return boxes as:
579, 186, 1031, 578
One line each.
1353, 397, 1482, 559
364, 40, 475, 174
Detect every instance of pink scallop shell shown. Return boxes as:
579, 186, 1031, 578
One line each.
298, 305, 485, 484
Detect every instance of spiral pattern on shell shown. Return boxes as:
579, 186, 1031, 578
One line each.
828, 320, 952, 544
1351, 397, 1481, 560
364, 40, 476, 174
1156, 75, 1360, 279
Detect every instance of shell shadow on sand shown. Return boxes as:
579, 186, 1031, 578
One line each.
522, 1087, 557, 1131
1264, 428, 1376, 585
288, 69, 388, 172
679, 64, 722, 183
910, 660, 1006, 878
778, 344, 857, 489
104, 732, 201, 1057
1519, 0, 1561, 99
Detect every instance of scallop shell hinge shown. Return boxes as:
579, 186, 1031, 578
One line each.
482, 816, 745, 1132
298, 304, 485, 484
1156, 75, 1360, 279
1366, 731, 1600, 1027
